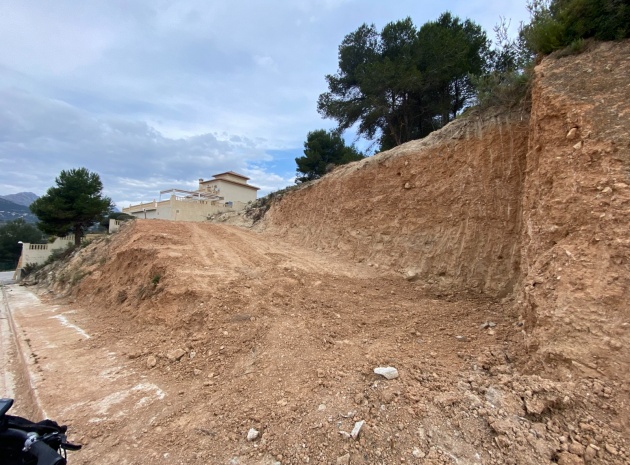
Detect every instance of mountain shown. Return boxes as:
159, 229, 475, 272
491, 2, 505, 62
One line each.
0, 192, 39, 207
0, 197, 38, 224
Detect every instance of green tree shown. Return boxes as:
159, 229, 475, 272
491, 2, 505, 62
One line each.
30, 168, 113, 246
0, 219, 45, 271
522, 0, 630, 55
318, 13, 489, 151
295, 129, 364, 183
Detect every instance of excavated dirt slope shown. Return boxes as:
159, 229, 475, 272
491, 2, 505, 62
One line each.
265, 110, 529, 298
11, 40, 629, 465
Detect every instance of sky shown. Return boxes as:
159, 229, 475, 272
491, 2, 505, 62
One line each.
0, 0, 529, 209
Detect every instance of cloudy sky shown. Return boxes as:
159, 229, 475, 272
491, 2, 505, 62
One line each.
0, 0, 529, 209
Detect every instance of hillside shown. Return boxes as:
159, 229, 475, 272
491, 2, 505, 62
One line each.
0, 197, 38, 223
0, 192, 39, 207
14, 40, 630, 465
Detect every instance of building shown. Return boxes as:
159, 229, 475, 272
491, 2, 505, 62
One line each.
122, 171, 260, 222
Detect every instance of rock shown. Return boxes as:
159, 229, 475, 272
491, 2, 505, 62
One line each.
568, 442, 585, 456
613, 182, 628, 190
166, 349, 186, 362
573, 141, 583, 150
351, 420, 365, 439
584, 446, 597, 462
404, 270, 418, 281
455, 335, 468, 342
602, 186, 612, 194
337, 453, 350, 465
566, 127, 578, 140
605, 444, 618, 456
374, 366, 399, 380
146, 355, 157, 368
193, 368, 202, 376
404, 182, 411, 189
412, 448, 426, 458
557, 452, 584, 465
246, 428, 259, 441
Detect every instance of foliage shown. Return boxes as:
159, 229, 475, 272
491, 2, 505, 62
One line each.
295, 129, 364, 182
30, 168, 113, 246
521, 0, 630, 55
0, 219, 45, 271
473, 18, 533, 109
44, 243, 77, 266
151, 274, 161, 287
318, 13, 489, 151
22, 262, 40, 276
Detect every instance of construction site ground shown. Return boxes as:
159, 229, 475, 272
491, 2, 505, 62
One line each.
1, 220, 627, 465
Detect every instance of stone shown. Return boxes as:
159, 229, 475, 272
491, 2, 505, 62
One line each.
557, 452, 584, 465
146, 355, 157, 368
566, 127, 578, 140
337, 453, 350, 465
404, 182, 411, 189
584, 446, 597, 462
193, 369, 202, 376
166, 349, 186, 362
404, 270, 418, 282
605, 444, 618, 455
602, 186, 612, 194
573, 141, 583, 150
247, 428, 260, 441
374, 366, 399, 380
412, 448, 426, 458
568, 442, 585, 456
351, 420, 365, 439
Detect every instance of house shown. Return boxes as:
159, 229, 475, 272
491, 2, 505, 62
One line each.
122, 171, 260, 222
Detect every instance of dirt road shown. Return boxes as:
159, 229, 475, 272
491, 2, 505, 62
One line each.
5, 220, 627, 464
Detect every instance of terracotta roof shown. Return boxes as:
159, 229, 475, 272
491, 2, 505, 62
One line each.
207, 177, 260, 190
211, 171, 250, 180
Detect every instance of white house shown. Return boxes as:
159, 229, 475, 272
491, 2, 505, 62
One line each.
122, 171, 260, 222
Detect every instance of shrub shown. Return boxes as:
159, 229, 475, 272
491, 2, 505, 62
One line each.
522, 0, 630, 56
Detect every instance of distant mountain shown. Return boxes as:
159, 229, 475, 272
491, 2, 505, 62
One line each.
0, 192, 39, 207
0, 198, 38, 224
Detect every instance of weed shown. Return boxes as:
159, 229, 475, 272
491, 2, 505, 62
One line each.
151, 274, 161, 287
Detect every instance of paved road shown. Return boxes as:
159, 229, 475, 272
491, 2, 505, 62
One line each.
0, 270, 16, 285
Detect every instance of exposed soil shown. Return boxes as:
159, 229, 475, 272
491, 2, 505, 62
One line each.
3, 40, 629, 465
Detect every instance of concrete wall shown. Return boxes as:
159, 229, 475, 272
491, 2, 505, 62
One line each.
20, 236, 74, 266
123, 196, 248, 222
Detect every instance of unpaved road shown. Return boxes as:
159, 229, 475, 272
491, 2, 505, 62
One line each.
5, 220, 628, 464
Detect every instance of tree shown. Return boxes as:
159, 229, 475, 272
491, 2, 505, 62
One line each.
295, 129, 364, 183
0, 219, 45, 271
30, 168, 113, 246
318, 13, 489, 151
521, 0, 630, 55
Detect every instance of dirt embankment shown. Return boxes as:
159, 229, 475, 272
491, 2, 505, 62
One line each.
264, 111, 529, 298
518, 41, 630, 391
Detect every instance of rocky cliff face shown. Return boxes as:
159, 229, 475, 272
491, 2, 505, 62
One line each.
264, 40, 630, 422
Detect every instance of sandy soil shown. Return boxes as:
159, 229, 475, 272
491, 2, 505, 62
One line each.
3, 219, 627, 465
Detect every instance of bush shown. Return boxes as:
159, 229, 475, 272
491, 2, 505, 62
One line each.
522, 0, 630, 55
44, 243, 77, 266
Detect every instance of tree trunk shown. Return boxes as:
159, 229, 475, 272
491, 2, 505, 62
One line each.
74, 227, 82, 246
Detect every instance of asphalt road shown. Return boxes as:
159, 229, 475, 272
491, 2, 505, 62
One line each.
0, 271, 15, 285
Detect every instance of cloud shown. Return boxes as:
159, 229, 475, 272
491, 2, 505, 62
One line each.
0, 0, 530, 208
